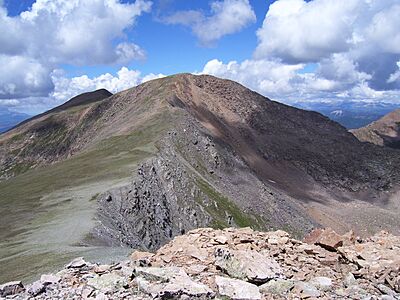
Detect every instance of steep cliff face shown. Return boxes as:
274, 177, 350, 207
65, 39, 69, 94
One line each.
94, 117, 316, 250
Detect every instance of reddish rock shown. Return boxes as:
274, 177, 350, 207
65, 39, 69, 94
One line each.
304, 228, 355, 251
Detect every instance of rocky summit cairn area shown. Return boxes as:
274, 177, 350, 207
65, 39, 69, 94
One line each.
1, 227, 399, 300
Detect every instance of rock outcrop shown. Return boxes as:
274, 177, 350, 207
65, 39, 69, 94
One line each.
3, 227, 399, 299
351, 109, 400, 149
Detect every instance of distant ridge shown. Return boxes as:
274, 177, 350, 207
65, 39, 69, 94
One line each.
8, 89, 112, 131
351, 108, 400, 149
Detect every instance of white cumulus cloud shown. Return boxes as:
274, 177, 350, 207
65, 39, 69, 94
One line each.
51, 67, 165, 103
255, 0, 400, 92
0, 55, 53, 99
163, 0, 256, 46
0, 0, 152, 101
200, 58, 399, 104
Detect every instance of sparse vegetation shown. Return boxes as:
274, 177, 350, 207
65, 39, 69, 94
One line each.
195, 178, 261, 229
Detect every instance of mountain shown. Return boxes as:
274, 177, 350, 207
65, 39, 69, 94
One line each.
1, 74, 400, 283
0, 108, 30, 133
12, 88, 113, 130
293, 101, 398, 129
351, 109, 400, 149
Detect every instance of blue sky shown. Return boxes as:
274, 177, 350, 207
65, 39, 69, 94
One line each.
4, 0, 272, 78
0, 0, 399, 114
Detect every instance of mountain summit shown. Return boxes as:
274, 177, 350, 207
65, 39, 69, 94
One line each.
1, 74, 400, 282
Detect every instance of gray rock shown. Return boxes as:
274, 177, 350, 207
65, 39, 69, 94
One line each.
344, 272, 357, 287
215, 249, 283, 284
135, 268, 214, 299
40, 274, 61, 285
344, 285, 370, 299
95, 292, 108, 300
309, 276, 333, 291
135, 267, 187, 282
159, 275, 215, 298
0, 281, 24, 297
87, 273, 126, 292
28, 280, 46, 296
67, 257, 87, 268
81, 287, 95, 299
215, 275, 261, 300
377, 284, 397, 296
121, 265, 134, 278
135, 277, 155, 295
294, 282, 321, 298
259, 279, 295, 295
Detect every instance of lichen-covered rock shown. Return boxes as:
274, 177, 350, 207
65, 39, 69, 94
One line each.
215, 276, 261, 300
259, 279, 295, 295
214, 249, 283, 284
87, 273, 126, 292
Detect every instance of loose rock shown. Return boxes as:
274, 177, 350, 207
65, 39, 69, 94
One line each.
215, 276, 261, 300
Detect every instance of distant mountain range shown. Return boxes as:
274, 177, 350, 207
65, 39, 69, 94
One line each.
293, 101, 399, 129
0, 109, 31, 133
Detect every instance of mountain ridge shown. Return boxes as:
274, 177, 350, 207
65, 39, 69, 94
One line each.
8, 88, 113, 132
1, 73, 400, 282
351, 108, 400, 149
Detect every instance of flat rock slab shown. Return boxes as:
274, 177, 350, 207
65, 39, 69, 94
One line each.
215, 276, 261, 300
135, 267, 187, 282
160, 275, 215, 298
259, 279, 295, 295
309, 277, 333, 291
305, 228, 355, 251
294, 282, 321, 298
215, 249, 283, 284
40, 274, 61, 285
66, 257, 87, 269
87, 273, 126, 292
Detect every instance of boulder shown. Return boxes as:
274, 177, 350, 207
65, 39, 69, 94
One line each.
344, 273, 357, 288
94, 264, 111, 274
215, 276, 261, 300
294, 282, 320, 299
87, 273, 126, 292
135, 266, 214, 298
41, 274, 61, 285
67, 257, 87, 268
130, 250, 154, 267
215, 249, 283, 284
304, 228, 355, 251
259, 279, 295, 295
135, 267, 187, 282
0, 281, 24, 297
28, 280, 46, 296
185, 244, 209, 262
309, 276, 333, 291
159, 275, 215, 298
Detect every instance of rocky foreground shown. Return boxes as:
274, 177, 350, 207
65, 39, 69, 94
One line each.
1, 227, 399, 300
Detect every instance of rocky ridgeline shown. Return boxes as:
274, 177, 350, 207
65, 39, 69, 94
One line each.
1, 227, 399, 300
